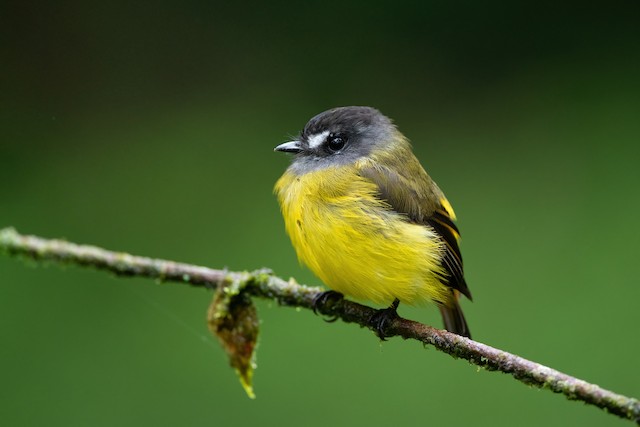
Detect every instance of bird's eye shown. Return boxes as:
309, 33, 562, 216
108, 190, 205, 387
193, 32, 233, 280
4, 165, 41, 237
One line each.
326, 133, 347, 152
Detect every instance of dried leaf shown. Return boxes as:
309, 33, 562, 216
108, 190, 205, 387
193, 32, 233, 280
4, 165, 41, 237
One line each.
207, 289, 259, 398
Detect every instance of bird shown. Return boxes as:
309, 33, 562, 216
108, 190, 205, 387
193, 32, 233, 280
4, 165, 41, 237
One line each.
274, 106, 472, 338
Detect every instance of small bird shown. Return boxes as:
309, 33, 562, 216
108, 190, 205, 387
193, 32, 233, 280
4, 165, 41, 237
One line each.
274, 106, 472, 338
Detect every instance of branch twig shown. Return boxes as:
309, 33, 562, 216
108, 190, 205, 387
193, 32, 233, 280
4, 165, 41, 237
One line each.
1, 227, 638, 423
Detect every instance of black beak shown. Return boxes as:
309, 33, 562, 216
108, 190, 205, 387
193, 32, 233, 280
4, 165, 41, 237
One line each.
274, 140, 302, 153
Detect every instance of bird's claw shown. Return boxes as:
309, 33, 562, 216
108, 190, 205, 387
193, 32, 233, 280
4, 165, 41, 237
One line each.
312, 290, 344, 322
369, 299, 400, 340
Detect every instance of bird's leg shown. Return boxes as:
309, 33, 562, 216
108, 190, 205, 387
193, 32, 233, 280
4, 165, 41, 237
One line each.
369, 298, 400, 340
312, 290, 344, 322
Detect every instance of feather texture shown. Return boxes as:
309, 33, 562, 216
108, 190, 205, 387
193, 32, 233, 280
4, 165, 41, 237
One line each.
357, 139, 471, 300
275, 164, 452, 306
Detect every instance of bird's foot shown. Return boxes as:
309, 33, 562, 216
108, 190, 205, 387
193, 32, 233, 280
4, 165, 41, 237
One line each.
369, 299, 400, 340
312, 290, 344, 322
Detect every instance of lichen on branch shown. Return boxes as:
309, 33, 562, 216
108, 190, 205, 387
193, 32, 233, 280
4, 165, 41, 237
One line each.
1, 227, 638, 423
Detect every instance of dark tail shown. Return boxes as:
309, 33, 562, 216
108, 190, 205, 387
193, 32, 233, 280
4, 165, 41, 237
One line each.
439, 299, 471, 339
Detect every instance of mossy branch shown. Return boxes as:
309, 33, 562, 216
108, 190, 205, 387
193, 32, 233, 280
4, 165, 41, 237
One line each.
1, 227, 638, 423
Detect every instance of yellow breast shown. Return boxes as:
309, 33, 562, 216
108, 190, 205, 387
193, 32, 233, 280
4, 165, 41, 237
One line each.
275, 165, 450, 306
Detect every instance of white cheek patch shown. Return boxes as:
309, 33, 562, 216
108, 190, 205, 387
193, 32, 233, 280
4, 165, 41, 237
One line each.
307, 130, 330, 150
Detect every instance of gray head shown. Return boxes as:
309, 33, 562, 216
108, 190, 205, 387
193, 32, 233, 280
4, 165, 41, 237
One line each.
275, 106, 397, 173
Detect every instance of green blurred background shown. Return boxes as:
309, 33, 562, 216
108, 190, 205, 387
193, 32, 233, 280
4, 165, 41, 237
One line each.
1, 2, 639, 426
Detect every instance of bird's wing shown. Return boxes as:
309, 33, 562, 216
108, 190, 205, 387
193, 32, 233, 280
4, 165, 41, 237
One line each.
427, 201, 472, 300
359, 163, 472, 300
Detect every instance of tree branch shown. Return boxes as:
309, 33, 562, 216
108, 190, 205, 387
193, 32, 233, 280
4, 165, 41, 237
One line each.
1, 227, 638, 423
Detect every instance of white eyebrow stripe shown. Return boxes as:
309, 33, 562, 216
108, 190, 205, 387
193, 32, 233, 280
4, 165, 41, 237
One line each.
307, 130, 330, 149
